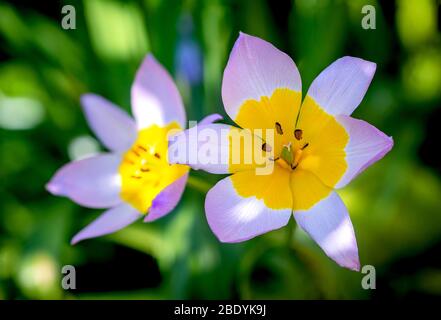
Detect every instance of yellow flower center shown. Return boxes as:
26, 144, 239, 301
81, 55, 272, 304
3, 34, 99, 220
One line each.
119, 123, 189, 213
228, 88, 349, 211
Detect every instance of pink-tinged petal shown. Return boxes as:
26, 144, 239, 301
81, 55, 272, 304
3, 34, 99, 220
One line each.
335, 115, 393, 188
205, 175, 292, 243
144, 173, 188, 222
222, 32, 301, 120
71, 203, 141, 244
131, 54, 186, 129
306, 56, 376, 116
81, 94, 137, 152
294, 192, 359, 271
46, 154, 122, 209
168, 124, 233, 174
198, 113, 223, 126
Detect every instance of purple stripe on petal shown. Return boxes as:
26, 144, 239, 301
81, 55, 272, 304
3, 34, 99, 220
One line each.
306, 56, 376, 116
71, 203, 141, 244
46, 154, 122, 209
198, 113, 223, 126
335, 115, 393, 188
81, 94, 137, 152
144, 173, 188, 222
294, 192, 360, 271
205, 175, 292, 243
222, 32, 302, 121
131, 54, 186, 129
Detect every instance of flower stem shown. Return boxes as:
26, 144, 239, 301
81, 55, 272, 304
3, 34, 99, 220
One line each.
187, 175, 212, 193
286, 217, 297, 249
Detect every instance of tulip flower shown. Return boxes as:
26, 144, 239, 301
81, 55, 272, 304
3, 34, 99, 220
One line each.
46, 54, 221, 244
169, 33, 393, 271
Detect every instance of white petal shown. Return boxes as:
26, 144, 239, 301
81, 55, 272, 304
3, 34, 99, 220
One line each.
222, 32, 301, 120
198, 113, 223, 126
81, 94, 137, 152
131, 54, 186, 129
71, 203, 141, 244
306, 56, 376, 116
205, 175, 291, 242
335, 115, 393, 188
144, 173, 188, 222
294, 192, 360, 271
168, 124, 232, 174
46, 154, 122, 208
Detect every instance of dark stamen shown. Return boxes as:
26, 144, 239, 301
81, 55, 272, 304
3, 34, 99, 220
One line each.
132, 149, 140, 157
275, 122, 283, 135
301, 143, 309, 150
141, 168, 150, 172
294, 129, 303, 140
138, 145, 147, 152
262, 143, 272, 152
131, 175, 141, 179
154, 152, 161, 159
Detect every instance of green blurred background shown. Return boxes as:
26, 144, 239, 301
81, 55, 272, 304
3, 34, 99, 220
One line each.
0, 0, 440, 299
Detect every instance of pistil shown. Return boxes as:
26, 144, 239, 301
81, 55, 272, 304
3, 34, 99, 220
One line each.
280, 142, 293, 165
276, 141, 309, 170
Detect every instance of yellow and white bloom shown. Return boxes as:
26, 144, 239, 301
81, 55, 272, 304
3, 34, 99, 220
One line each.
170, 33, 393, 271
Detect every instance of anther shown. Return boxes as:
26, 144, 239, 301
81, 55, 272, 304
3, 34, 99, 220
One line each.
140, 168, 150, 172
137, 145, 147, 152
262, 143, 272, 152
294, 129, 303, 140
154, 152, 161, 159
132, 149, 141, 157
131, 175, 141, 179
275, 122, 283, 135
301, 143, 309, 150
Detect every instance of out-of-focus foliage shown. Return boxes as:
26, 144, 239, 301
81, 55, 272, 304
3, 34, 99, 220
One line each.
0, 0, 440, 299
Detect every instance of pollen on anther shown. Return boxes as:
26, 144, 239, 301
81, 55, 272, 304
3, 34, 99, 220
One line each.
154, 152, 161, 159
294, 129, 303, 140
262, 143, 272, 152
275, 122, 283, 135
